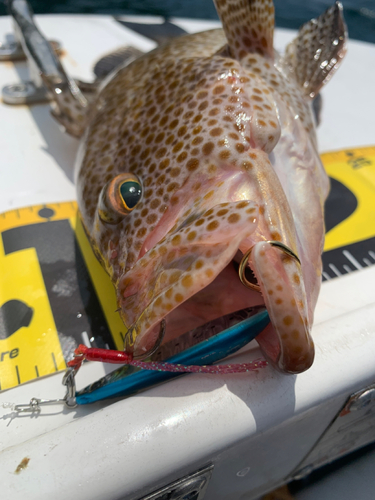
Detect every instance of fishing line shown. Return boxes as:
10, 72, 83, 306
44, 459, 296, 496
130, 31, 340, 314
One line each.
68, 343, 268, 374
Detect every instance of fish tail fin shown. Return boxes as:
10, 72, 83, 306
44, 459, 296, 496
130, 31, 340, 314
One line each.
214, 0, 274, 60
284, 1, 347, 99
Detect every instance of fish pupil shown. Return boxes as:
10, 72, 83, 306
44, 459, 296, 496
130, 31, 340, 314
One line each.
120, 181, 142, 209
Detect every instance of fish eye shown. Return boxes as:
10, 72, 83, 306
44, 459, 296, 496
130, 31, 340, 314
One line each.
98, 173, 143, 224
119, 178, 142, 211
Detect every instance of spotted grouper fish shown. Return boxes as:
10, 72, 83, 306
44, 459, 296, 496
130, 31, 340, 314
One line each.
48, 0, 347, 374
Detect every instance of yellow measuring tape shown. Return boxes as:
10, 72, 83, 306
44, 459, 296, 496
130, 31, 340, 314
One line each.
0, 146, 374, 390
0, 204, 124, 390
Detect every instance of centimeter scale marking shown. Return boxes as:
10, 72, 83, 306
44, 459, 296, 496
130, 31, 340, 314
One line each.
322, 246, 375, 280
0, 146, 374, 390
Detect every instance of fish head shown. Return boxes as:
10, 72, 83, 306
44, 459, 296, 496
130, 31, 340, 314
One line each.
78, 1, 346, 374
89, 64, 313, 374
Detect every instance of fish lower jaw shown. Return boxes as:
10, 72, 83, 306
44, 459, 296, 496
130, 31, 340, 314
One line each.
256, 322, 314, 375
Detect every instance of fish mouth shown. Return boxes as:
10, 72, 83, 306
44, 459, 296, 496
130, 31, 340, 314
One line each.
119, 201, 314, 374
122, 249, 264, 360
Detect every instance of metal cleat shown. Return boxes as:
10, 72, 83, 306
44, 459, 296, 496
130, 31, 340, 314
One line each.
1, 0, 72, 105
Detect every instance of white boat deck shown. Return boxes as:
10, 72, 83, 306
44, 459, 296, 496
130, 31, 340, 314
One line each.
0, 13, 374, 500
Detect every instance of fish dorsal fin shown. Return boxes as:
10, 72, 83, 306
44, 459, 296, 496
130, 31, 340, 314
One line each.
284, 2, 347, 98
93, 46, 144, 79
214, 0, 274, 59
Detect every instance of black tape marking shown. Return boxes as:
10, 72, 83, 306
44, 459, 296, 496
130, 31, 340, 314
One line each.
15, 365, 20, 384
324, 177, 358, 233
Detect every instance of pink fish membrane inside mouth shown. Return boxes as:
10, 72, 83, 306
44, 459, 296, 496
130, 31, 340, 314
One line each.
135, 260, 266, 360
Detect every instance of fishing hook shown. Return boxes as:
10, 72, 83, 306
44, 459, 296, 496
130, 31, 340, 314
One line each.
239, 240, 301, 292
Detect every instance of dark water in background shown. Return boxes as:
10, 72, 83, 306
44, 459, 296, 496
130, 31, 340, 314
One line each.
0, 0, 375, 43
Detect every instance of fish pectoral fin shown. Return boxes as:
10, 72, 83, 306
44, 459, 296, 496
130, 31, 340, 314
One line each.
49, 105, 87, 139
214, 0, 274, 60
39, 70, 89, 139
284, 1, 347, 99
